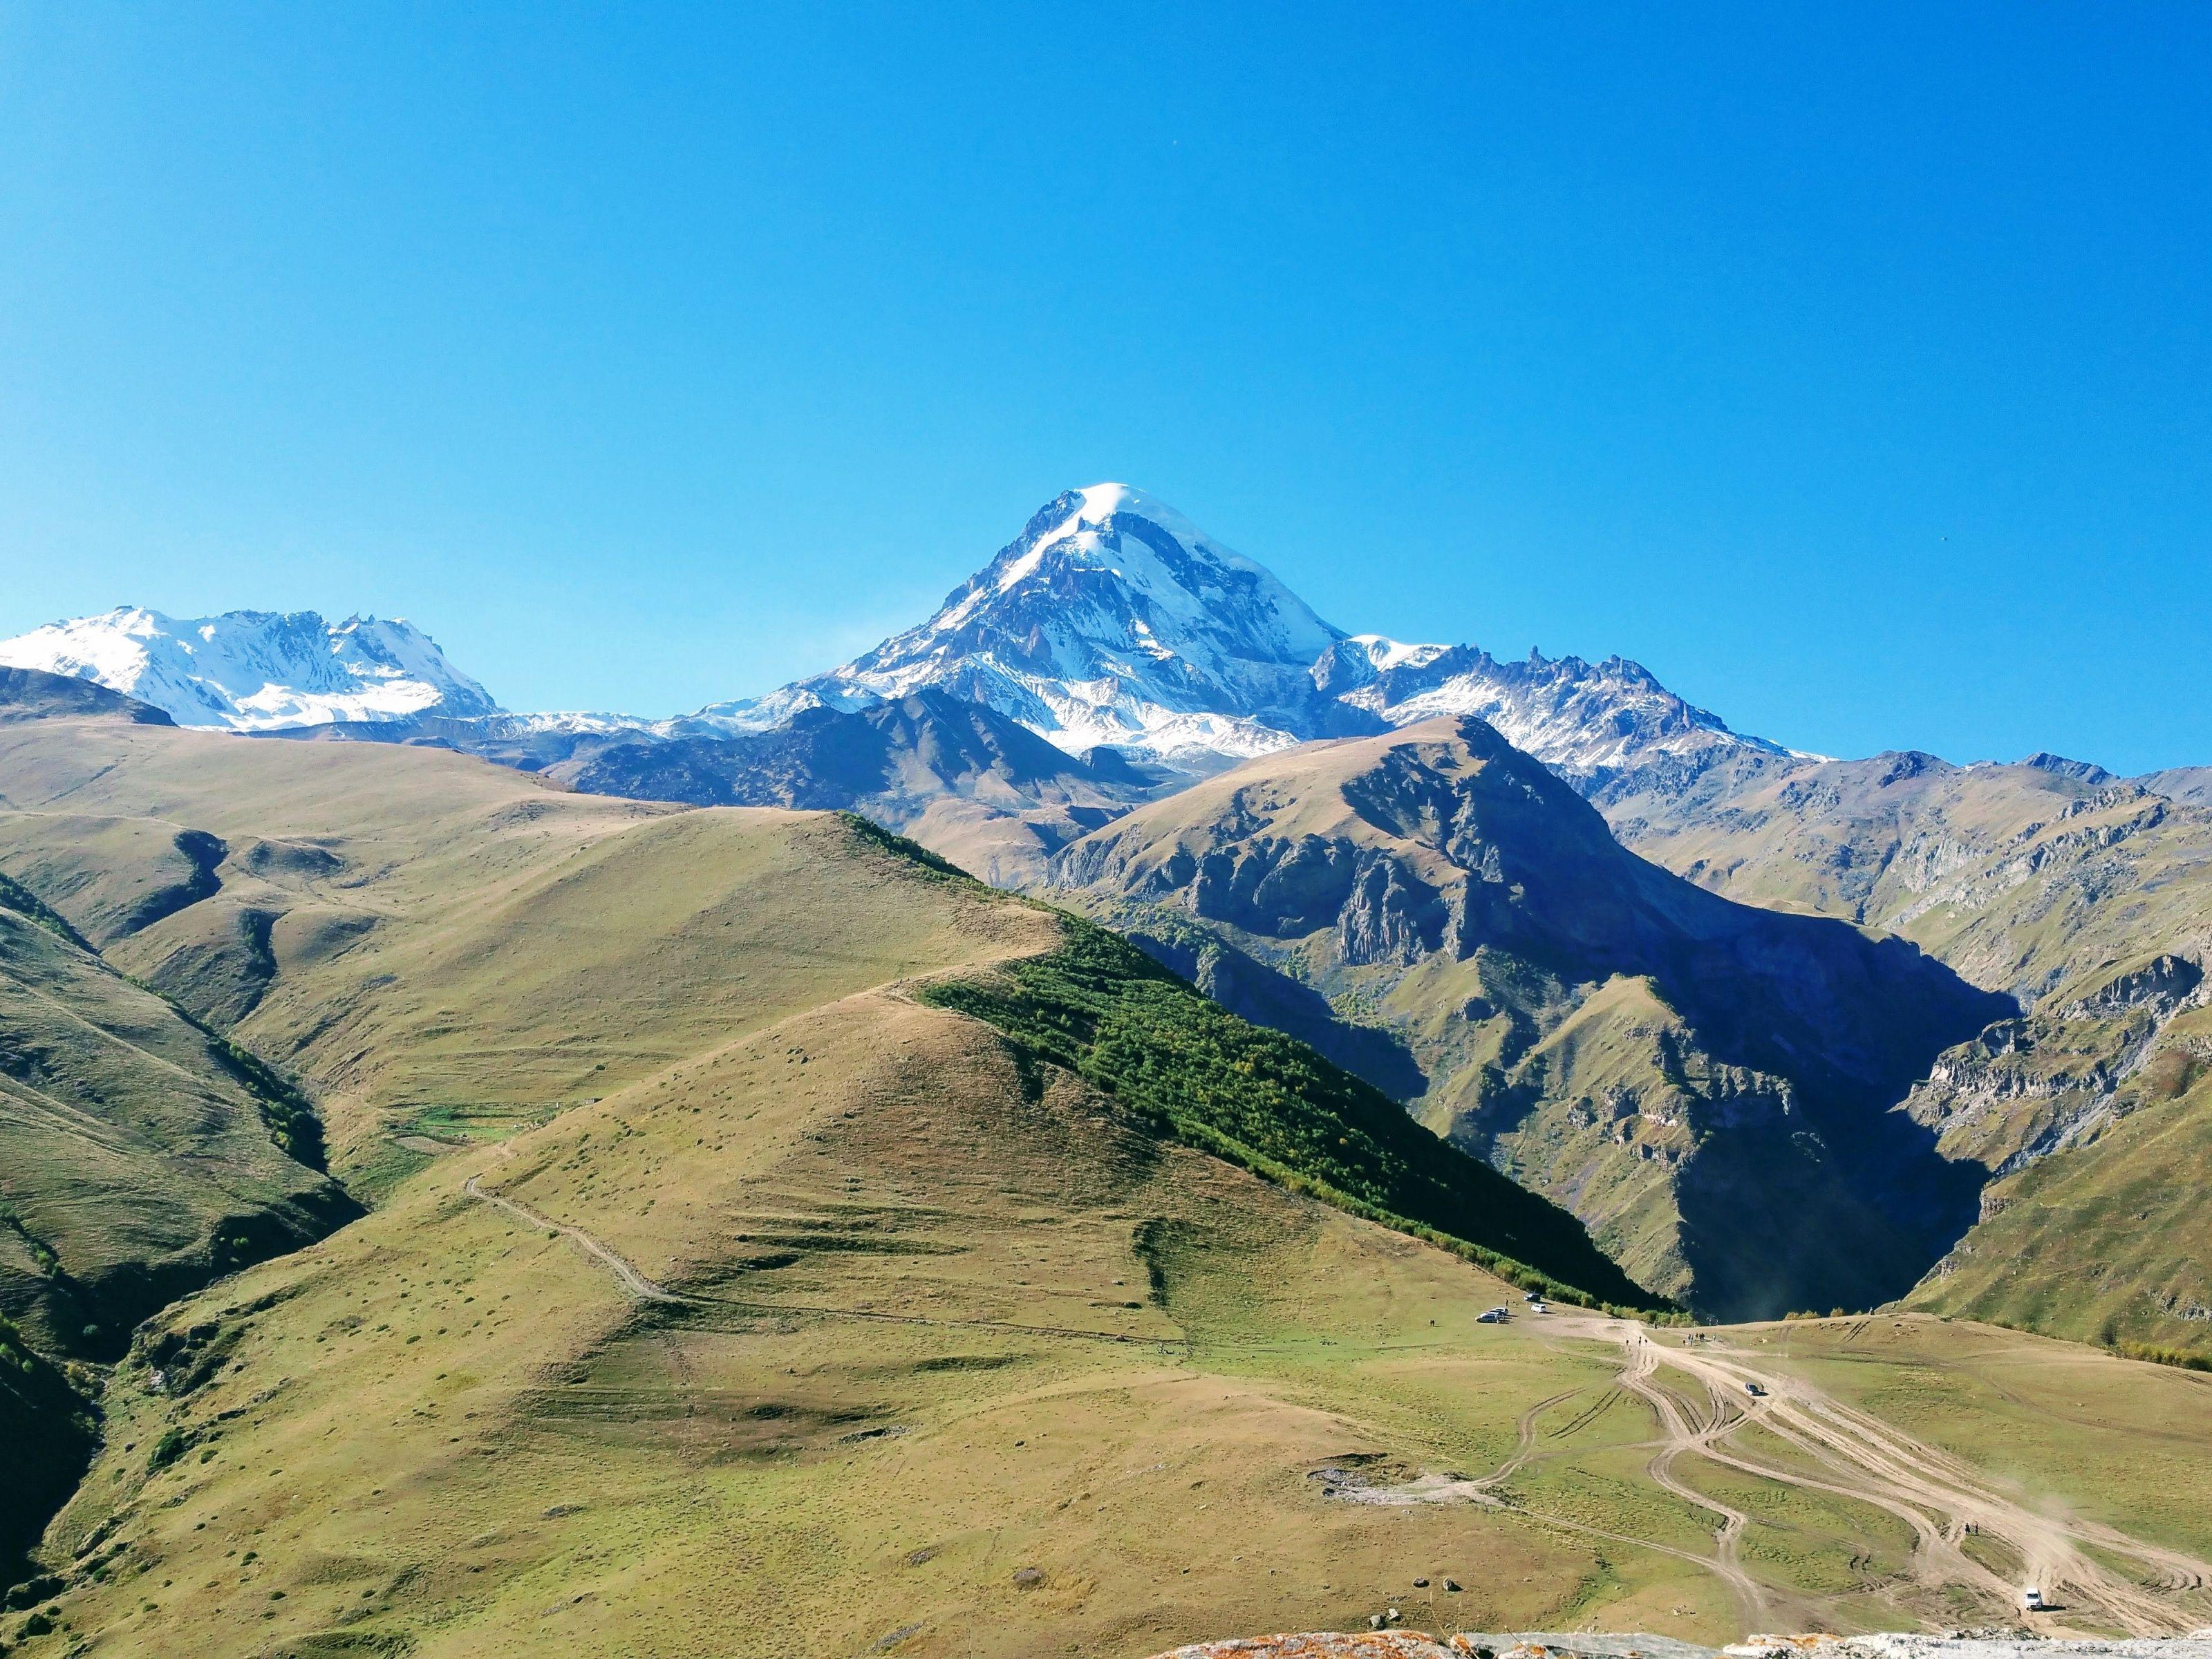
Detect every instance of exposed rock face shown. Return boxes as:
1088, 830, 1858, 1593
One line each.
1053, 717, 2011, 1318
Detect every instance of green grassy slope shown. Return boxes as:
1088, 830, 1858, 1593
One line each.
0, 882, 353, 1586
0, 901, 353, 1363
0, 718, 1059, 1181
921, 914, 1663, 1311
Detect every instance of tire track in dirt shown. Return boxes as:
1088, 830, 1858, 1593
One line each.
1477, 1389, 1582, 1487
1548, 1313, 2212, 1638
1611, 1329, 1772, 1631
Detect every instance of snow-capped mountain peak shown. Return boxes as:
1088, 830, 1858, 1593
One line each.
697, 484, 1346, 761
0, 606, 499, 731
3, 486, 1797, 805
691, 485, 1792, 790
912, 481, 1340, 665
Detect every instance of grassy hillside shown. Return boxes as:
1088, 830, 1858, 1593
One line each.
1052, 719, 2007, 1318
0, 877, 353, 1584
0, 717, 1058, 1182
920, 915, 1660, 1311
1, 717, 2207, 1652
37, 974, 2212, 1657
0, 902, 353, 1362
1909, 1004, 2212, 1358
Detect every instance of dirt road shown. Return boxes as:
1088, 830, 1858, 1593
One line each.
1539, 1311, 2212, 1638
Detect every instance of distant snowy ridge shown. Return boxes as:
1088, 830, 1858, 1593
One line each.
0, 607, 498, 731
697, 482, 1789, 785
0, 486, 1795, 793
1316, 634, 1799, 776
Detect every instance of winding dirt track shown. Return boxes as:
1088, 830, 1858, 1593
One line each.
464, 1176, 684, 1302
1611, 1326, 1770, 1630
1541, 1313, 2212, 1638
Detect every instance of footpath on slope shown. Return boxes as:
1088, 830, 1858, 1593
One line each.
459, 1171, 1189, 1350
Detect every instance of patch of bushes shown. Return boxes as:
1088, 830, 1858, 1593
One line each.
920, 916, 1669, 1314
2113, 1340, 2212, 1373
109, 965, 334, 1173
836, 813, 974, 885
0, 1210, 62, 1280
200, 1033, 328, 1170
147, 1427, 191, 1471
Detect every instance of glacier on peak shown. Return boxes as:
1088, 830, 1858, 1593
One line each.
0, 606, 498, 732
694, 483, 1785, 787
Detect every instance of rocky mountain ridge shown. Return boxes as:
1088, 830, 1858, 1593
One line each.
1049, 715, 2012, 1317
0, 486, 1790, 802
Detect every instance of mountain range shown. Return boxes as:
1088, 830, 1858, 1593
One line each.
4, 484, 2212, 1651
0, 484, 1788, 789
5, 486, 2210, 1341
0, 607, 496, 731
0, 664, 2206, 1655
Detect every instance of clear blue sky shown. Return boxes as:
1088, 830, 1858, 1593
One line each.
3, 5, 2206, 770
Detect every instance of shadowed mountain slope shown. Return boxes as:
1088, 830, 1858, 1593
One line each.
1052, 718, 2012, 1318
550, 686, 1161, 886
0, 666, 176, 727
1609, 749, 2212, 1353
